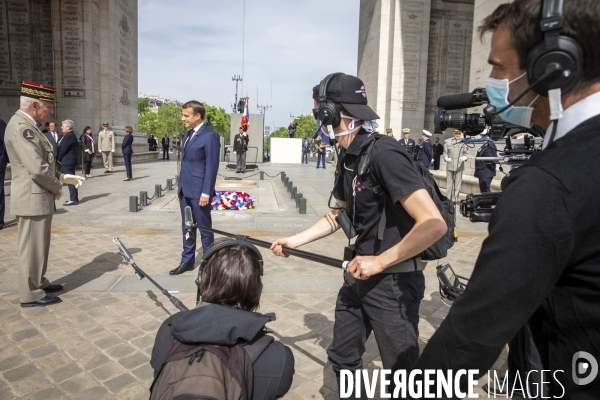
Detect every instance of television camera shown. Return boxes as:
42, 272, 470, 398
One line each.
434, 88, 546, 223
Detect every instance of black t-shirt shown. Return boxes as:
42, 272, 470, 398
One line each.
414, 115, 600, 397
333, 130, 424, 257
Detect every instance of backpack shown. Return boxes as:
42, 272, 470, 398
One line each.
150, 334, 274, 400
356, 133, 456, 261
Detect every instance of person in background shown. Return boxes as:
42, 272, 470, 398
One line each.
444, 128, 469, 202
122, 126, 134, 181
474, 129, 498, 192
162, 134, 170, 160
432, 136, 443, 170
0, 118, 7, 230
302, 137, 310, 163
97, 122, 115, 173
57, 120, 80, 206
81, 126, 95, 178
417, 130, 433, 168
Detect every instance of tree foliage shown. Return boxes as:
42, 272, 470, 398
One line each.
292, 114, 317, 139
138, 97, 150, 114
137, 97, 231, 144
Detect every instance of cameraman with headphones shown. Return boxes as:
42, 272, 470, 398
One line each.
414, 0, 600, 396
271, 73, 446, 397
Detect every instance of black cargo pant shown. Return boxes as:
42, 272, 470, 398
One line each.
327, 270, 425, 398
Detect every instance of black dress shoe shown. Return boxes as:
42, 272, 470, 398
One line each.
123, 178, 132, 181
43, 284, 63, 293
170, 263, 194, 275
21, 295, 62, 308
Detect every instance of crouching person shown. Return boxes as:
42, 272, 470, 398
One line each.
150, 239, 295, 399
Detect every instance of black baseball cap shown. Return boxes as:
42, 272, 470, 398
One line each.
316, 74, 380, 121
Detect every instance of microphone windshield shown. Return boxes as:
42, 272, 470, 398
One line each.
437, 93, 474, 110
184, 206, 193, 228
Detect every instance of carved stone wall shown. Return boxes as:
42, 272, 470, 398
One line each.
0, 0, 145, 158
358, 0, 474, 139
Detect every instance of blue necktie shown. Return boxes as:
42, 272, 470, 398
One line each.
183, 129, 194, 150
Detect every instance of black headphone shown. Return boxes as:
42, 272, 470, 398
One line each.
195, 239, 263, 303
526, 0, 582, 95
317, 72, 343, 129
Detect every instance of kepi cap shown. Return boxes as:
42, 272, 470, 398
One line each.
402, 128, 410, 133
21, 81, 55, 103
102, 122, 109, 126
318, 74, 379, 121
453, 128, 462, 134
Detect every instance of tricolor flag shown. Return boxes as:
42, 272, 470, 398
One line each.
241, 97, 250, 132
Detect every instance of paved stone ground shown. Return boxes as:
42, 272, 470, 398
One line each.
0, 156, 507, 399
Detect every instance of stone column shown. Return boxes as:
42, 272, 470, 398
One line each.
358, 0, 433, 138
425, 0, 474, 132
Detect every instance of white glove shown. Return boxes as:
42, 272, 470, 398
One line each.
54, 189, 63, 201
444, 157, 451, 163
495, 164, 500, 171
459, 156, 468, 162
233, 151, 237, 155
98, 150, 102, 154
431, 159, 434, 163
60, 174, 85, 189
111, 149, 115, 153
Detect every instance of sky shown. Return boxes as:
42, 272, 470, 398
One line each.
138, 0, 360, 130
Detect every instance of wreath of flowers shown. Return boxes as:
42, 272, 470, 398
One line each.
211, 191, 255, 211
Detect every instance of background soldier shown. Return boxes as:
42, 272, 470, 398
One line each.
432, 136, 443, 170
444, 128, 469, 202
97, 122, 115, 173
5, 81, 84, 307
474, 129, 497, 192
233, 126, 249, 173
398, 128, 415, 156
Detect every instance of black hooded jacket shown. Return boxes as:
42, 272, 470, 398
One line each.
151, 303, 294, 399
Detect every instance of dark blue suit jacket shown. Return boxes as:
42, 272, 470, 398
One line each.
474, 140, 497, 179
417, 140, 433, 168
0, 119, 7, 168
122, 133, 133, 155
57, 130, 78, 166
178, 124, 221, 200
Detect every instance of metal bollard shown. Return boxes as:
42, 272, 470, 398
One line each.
140, 191, 148, 207
287, 181, 293, 192
295, 193, 303, 207
166, 179, 172, 191
299, 198, 307, 214
283, 176, 289, 186
281, 172, 286, 182
291, 186, 297, 199
129, 196, 139, 212
155, 184, 162, 198
259, 171, 264, 180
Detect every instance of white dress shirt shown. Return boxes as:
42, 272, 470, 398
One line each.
544, 91, 600, 149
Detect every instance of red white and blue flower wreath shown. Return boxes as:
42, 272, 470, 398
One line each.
211, 191, 255, 211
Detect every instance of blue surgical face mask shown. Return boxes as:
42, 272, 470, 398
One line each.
485, 72, 539, 127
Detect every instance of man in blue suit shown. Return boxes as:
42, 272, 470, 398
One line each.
474, 130, 497, 192
57, 120, 79, 205
171, 100, 220, 275
417, 130, 433, 168
0, 118, 7, 229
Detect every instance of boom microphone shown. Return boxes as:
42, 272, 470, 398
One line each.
184, 206, 195, 243
437, 88, 488, 110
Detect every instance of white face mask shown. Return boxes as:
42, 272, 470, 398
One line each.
485, 72, 539, 128
333, 113, 378, 137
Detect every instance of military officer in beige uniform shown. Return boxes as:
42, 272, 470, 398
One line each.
97, 122, 115, 173
4, 81, 85, 307
444, 128, 469, 202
